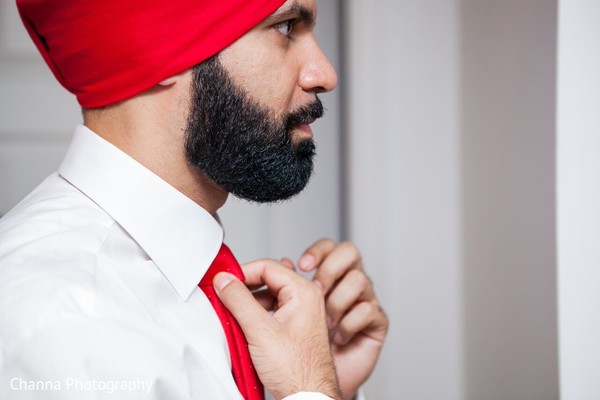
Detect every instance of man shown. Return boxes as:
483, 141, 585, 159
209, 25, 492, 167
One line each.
0, 0, 388, 399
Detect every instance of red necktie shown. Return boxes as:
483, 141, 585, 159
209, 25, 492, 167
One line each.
199, 243, 264, 400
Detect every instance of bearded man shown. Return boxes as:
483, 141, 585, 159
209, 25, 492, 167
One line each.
0, 1, 388, 399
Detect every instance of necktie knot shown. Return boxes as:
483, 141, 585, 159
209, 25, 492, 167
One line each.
199, 243, 244, 288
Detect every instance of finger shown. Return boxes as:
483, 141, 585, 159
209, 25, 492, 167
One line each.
241, 258, 287, 291
241, 259, 296, 291
325, 269, 374, 328
313, 242, 362, 295
297, 238, 336, 271
332, 301, 388, 346
241, 259, 309, 301
280, 258, 296, 271
213, 272, 274, 333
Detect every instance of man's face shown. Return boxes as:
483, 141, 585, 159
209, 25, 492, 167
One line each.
184, 0, 337, 203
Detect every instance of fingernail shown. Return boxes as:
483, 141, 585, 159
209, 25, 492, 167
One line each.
334, 332, 345, 345
213, 272, 235, 292
298, 254, 315, 271
280, 258, 295, 270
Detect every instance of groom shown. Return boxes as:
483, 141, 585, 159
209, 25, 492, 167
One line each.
0, 0, 389, 399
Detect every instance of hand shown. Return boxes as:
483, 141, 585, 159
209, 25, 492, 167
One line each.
213, 259, 342, 400
297, 240, 389, 400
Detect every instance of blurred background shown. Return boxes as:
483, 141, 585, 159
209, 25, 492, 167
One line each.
1, 0, 599, 399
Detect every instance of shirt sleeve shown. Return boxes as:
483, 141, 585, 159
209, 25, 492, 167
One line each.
355, 387, 366, 400
282, 386, 366, 400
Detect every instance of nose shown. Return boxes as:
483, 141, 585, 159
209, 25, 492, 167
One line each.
298, 38, 338, 94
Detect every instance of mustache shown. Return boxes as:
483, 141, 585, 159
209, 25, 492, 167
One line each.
286, 97, 324, 129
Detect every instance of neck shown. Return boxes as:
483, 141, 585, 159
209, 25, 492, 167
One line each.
82, 80, 228, 214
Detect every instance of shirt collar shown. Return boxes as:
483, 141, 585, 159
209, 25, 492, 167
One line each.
59, 124, 224, 301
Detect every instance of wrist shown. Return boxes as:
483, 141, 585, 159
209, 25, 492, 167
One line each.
297, 358, 342, 400
273, 353, 341, 400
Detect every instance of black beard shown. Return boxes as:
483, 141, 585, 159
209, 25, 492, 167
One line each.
185, 55, 324, 203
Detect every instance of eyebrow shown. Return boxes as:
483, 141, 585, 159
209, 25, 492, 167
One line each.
265, 2, 316, 26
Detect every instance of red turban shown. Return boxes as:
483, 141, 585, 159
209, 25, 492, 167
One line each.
17, 0, 286, 108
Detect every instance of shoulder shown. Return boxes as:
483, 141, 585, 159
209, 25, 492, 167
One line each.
0, 172, 113, 239
0, 173, 117, 335
0, 173, 114, 262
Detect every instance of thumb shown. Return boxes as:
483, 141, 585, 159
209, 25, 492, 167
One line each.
213, 272, 272, 333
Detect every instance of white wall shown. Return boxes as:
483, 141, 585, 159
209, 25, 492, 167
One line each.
557, 1, 600, 399
346, 1, 463, 398
346, 0, 558, 398
460, 1, 558, 398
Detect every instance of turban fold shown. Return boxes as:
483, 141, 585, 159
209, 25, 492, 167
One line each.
17, 0, 287, 108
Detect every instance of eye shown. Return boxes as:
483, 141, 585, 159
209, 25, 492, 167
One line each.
273, 19, 294, 37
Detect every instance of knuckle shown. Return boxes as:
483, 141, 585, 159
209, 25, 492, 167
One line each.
373, 303, 390, 331
319, 238, 336, 248
360, 300, 376, 316
265, 259, 285, 274
348, 269, 368, 287
380, 305, 390, 323
339, 241, 361, 259
267, 258, 285, 269
313, 238, 336, 255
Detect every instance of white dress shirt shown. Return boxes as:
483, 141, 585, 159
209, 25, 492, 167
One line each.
0, 125, 332, 400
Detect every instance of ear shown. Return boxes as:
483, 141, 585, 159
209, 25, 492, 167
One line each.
158, 75, 179, 86
158, 69, 190, 87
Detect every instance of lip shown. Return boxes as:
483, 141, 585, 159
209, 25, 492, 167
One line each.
294, 120, 315, 140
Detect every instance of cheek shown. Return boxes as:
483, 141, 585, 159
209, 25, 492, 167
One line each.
221, 46, 297, 113
251, 63, 295, 110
